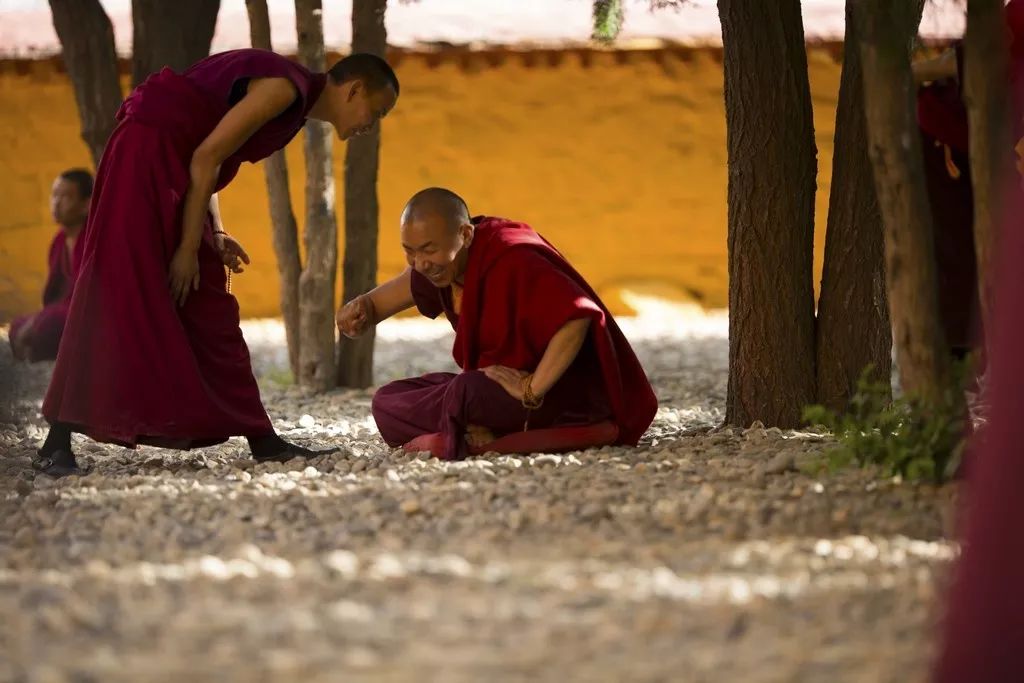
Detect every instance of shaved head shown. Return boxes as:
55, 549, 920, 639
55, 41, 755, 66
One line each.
401, 187, 470, 233
400, 188, 474, 288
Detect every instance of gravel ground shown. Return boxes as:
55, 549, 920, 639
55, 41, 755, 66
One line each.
0, 309, 957, 683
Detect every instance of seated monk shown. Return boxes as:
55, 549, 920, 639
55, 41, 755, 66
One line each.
9, 169, 91, 362
336, 187, 658, 460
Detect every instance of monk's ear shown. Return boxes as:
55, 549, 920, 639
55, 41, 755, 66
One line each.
345, 80, 362, 102
461, 223, 475, 247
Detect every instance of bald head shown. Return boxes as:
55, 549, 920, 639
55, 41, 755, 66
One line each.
400, 188, 474, 289
401, 187, 470, 233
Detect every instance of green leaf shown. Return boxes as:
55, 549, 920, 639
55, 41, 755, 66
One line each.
592, 0, 624, 43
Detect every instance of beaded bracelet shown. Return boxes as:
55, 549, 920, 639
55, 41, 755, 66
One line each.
213, 230, 231, 292
521, 373, 544, 410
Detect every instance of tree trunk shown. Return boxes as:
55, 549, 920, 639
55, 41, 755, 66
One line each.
336, 0, 387, 389
854, 0, 949, 401
47, 0, 122, 166
815, 0, 891, 411
131, 0, 221, 87
246, 0, 302, 380
963, 0, 1012, 339
718, 0, 818, 428
296, 0, 338, 392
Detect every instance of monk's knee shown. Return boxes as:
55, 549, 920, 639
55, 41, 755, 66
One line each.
371, 381, 415, 447
446, 371, 490, 404
370, 383, 398, 420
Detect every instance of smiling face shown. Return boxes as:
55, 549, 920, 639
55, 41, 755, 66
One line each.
400, 210, 474, 288
329, 79, 397, 141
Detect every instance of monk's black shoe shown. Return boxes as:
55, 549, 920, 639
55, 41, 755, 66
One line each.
252, 443, 341, 463
33, 449, 82, 478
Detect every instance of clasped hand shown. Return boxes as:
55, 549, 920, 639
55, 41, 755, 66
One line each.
168, 232, 250, 306
336, 295, 374, 338
215, 232, 250, 274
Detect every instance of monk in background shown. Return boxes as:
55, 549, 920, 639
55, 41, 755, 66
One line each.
9, 169, 90, 362
37, 50, 399, 476
337, 188, 658, 461
911, 0, 1024, 359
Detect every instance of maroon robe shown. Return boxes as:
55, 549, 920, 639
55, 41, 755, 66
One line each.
933, 191, 1024, 682
916, 51, 980, 355
42, 49, 326, 448
372, 217, 658, 460
919, 123, 978, 354
9, 228, 83, 362
915, 2, 1024, 355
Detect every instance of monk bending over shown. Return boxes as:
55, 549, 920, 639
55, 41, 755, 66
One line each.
337, 188, 658, 460
10, 169, 90, 362
37, 49, 400, 476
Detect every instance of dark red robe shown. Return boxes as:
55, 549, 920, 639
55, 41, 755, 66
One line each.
933, 190, 1024, 682
933, 7, 1024, 673
372, 217, 658, 460
9, 228, 83, 362
42, 49, 326, 448
915, 1, 1024, 355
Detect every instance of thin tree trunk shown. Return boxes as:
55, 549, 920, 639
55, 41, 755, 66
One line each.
718, 0, 818, 428
963, 0, 1012, 339
47, 0, 122, 166
131, 0, 221, 87
854, 0, 948, 400
337, 0, 387, 389
296, 0, 338, 391
246, 0, 302, 380
815, 0, 891, 411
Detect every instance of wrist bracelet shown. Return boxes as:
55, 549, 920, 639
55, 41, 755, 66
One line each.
521, 373, 544, 410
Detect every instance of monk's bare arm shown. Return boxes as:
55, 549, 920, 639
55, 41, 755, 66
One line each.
168, 77, 297, 303
366, 268, 416, 323
209, 193, 224, 232
337, 269, 415, 337
181, 78, 296, 252
531, 318, 592, 396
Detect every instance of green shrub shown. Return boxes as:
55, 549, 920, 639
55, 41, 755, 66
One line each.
802, 361, 973, 484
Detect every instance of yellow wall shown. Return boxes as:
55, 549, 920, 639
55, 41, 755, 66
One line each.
0, 49, 842, 321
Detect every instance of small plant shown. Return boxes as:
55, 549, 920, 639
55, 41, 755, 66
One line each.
802, 361, 974, 484
262, 367, 295, 387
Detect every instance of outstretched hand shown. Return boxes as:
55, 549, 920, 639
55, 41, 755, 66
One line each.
336, 295, 375, 338
168, 247, 200, 306
214, 232, 251, 273
481, 365, 529, 401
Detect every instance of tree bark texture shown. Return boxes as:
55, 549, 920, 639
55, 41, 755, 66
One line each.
854, 0, 949, 400
337, 0, 388, 389
246, 0, 302, 380
296, 0, 339, 391
718, 0, 818, 428
815, 0, 892, 411
963, 0, 1013, 338
48, 0, 122, 166
131, 0, 221, 88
